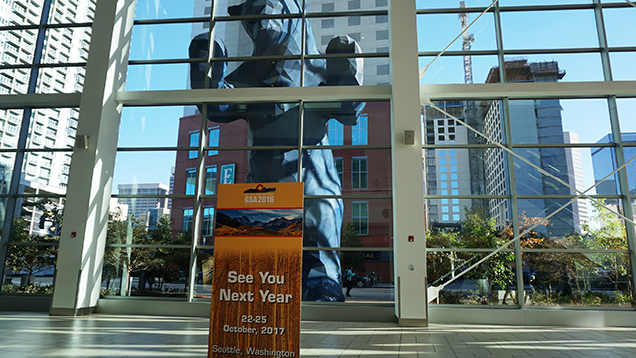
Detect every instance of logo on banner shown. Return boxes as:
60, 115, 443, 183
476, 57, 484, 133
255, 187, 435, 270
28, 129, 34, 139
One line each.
243, 184, 276, 205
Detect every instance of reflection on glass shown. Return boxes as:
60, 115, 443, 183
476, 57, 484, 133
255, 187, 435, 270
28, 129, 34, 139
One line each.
616, 98, 636, 138
0, 30, 37, 65
35, 67, 86, 94
516, 198, 579, 237
0, 69, 30, 94
130, 24, 197, 61
307, 0, 389, 12
2, 196, 62, 294
305, 101, 391, 146
610, 52, 636, 81
2, 246, 56, 294
193, 249, 214, 299
523, 253, 633, 307
316, 249, 393, 303
559, 99, 610, 143
134, 0, 197, 20
417, 13, 496, 52
499, 0, 592, 4
513, 147, 577, 195
602, 8, 636, 48
416, 0, 500, 8
418, 56, 500, 85
306, 16, 389, 54
113, 152, 177, 195
427, 252, 517, 306
504, 54, 603, 82
119, 106, 185, 147
101, 247, 190, 299
591, 141, 620, 196
48, 0, 95, 24
426, 198, 512, 242
189, 2, 369, 302
623, 142, 636, 194
0, 109, 24, 149
125, 64, 191, 91
501, 10, 598, 50
13, 197, 65, 240
27, 107, 78, 150
303, 149, 392, 193
522, 197, 627, 250
43, 28, 91, 63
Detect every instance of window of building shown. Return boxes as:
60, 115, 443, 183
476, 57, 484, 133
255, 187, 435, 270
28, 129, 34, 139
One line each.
352, 114, 367, 145
376, 30, 389, 41
377, 64, 389, 76
182, 208, 193, 232
328, 118, 343, 145
348, 17, 360, 27
205, 166, 216, 195
348, 0, 360, 10
352, 201, 368, 235
189, 131, 199, 159
185, 168, 196, 195
352, 157, 368, 189
322, 3, 334, 12
334, 158, 343, 184
322, 19, 334, 28
202, 206, 214, 236
208, 126, 219, 156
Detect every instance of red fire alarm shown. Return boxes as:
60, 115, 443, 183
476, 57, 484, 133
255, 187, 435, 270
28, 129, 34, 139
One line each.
408, 235, 414, 242
71, 232, 77, 238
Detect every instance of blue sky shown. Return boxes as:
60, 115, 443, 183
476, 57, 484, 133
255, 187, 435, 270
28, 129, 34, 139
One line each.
113, 1, 635, 206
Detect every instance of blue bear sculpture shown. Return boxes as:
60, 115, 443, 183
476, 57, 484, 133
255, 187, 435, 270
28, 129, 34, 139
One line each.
189, 0, 365, 302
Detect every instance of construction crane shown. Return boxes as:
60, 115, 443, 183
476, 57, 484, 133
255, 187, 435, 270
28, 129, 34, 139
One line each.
459, 2, 488, 214
459, 1, 475, 84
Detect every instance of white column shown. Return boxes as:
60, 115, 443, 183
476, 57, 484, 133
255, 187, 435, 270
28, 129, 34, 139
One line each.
50, 0, 136, 316
389, 0, 428, 326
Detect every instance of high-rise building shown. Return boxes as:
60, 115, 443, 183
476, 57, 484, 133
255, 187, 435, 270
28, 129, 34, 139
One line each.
0, 0, 95, 197
484, 59, 576, 235
422, 100, 473, 229
592, 133, 636, 214
117, 183, 170, 219
563, 131, 588, 233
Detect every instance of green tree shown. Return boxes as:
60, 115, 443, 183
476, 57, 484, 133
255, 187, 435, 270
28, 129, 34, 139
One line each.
340, 222, 365, 271
426, 230, 460, 287
5, 217, 58, 286
583, 199, 631, 297
461, 208, 515, 301
104, 213, 164, 295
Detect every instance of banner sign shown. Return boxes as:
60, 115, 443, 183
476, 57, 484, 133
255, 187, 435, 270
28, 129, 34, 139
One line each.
208, 182, 303, 358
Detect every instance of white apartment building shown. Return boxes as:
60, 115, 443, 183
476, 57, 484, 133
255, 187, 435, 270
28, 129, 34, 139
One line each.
0, 0, 95, 195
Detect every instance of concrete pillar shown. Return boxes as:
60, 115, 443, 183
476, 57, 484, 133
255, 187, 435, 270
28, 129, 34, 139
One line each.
49, 0, 136, 316
389, 0, 428, 326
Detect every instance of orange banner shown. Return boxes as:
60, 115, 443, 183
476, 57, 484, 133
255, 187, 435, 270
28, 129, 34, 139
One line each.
209, 183, 303, 358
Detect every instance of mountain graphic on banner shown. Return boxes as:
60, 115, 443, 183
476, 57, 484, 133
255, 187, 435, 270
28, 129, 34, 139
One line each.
216, 212, 302, 236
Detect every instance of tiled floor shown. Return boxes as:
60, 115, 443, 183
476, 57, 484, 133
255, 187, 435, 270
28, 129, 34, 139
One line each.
1, 312, 636, 357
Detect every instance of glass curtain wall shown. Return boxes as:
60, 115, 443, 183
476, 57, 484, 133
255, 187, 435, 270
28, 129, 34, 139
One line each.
105, 0, 394, 303
0, 0, 94, 295
419, 1, 636, 307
